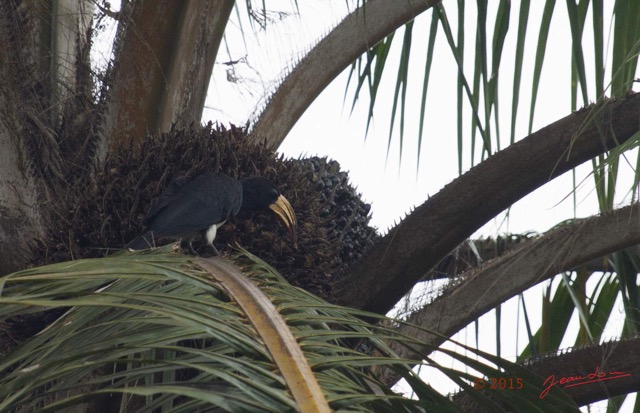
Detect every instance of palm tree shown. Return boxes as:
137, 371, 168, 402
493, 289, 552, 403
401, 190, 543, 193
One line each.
0, 0, 639, 411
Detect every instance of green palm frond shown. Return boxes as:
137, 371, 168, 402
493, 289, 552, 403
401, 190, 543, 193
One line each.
0, 247, 578, 412
0, 248, 397, 412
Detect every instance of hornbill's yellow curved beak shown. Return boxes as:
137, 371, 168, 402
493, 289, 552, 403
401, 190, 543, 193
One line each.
268, 195, 297, 245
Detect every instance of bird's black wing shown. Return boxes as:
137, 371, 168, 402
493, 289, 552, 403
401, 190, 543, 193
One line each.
143, 175, 190, 226
143, 172, 243, 238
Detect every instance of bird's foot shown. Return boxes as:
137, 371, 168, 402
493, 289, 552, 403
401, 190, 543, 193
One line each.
179, 240, 200, 256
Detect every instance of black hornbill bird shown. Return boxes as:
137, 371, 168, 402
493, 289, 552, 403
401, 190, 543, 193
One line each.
127, 172, 297, 253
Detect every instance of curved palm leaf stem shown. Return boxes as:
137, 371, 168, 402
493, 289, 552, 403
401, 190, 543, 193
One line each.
249, 0, 441, 148
334, 93, 640, 315
195, 257, 331, 413
381, 203, 640, 389
407, 203, 640, 350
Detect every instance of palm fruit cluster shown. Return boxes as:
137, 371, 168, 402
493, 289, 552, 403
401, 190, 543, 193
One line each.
32, 123, 378, 299
292, 156, 376, 266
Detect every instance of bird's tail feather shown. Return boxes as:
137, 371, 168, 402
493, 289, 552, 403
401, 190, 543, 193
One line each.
126, 231, 157, 250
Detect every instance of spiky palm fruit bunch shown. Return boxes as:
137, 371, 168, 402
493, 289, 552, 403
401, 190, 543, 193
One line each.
33, 123, 378, 299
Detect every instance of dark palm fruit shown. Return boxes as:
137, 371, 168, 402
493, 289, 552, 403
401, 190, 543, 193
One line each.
32, 124, 379, 301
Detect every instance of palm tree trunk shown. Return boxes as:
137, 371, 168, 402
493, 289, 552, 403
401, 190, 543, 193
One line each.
0, 0, 92, 275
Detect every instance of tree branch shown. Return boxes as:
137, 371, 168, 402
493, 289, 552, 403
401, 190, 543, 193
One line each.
249, 0, 440, 148
100, 1, 233, 155
334, 93, 640, 314
423, 234, 537, 281
424, 235, 633, 282
377, 203, 640, 385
